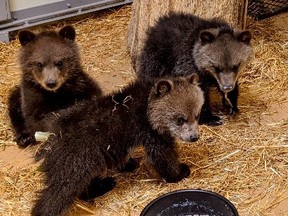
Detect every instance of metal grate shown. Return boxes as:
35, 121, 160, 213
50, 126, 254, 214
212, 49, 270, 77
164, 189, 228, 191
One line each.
247, 0, 288, 20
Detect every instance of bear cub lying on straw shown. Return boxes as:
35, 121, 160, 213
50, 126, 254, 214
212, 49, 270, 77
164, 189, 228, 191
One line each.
8, 26, 102, 147
136, 12, 253, 126
32, 74, 204, 216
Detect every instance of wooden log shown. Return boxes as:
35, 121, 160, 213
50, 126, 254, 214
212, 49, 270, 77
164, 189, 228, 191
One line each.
127, 0, 246, 70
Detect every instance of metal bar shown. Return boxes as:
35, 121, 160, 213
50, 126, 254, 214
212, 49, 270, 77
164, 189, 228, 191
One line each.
0, 0, 132, 43
0, 0, 11, 22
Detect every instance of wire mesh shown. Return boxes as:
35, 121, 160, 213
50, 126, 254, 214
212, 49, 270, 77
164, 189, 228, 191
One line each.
248, 0, 288, 20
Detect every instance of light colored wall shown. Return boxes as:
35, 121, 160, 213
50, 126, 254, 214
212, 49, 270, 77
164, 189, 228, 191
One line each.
9, 0, 63, 11
0, 0, 11, 21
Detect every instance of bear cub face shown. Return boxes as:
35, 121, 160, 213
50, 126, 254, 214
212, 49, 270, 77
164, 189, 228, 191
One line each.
9, 25, 102, 147
18, 26, 79, 91
193, 29, 253, 93
149, 74, 204, 142
31, 74, 204, 216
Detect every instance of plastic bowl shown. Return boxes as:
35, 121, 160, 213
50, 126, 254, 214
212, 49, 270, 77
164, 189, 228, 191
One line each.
140, 189, 239, 216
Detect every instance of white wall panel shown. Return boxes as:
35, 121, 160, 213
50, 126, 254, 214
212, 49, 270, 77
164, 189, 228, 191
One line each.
9, 0, 63, 11
0, 0, 11, 21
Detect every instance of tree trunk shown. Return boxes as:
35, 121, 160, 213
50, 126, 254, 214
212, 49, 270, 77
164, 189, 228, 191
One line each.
127, 0, 246, 70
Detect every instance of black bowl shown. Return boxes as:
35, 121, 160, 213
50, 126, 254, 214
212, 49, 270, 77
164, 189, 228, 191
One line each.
141, 189, 239, 216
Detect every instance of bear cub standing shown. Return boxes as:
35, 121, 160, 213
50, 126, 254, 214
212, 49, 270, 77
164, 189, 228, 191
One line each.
137, 12, 253, 126
8, 26, 102, 147
32, 74, 204, 216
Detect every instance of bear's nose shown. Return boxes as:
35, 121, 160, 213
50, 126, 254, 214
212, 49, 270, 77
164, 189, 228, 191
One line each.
46, 80, 57, 89
189, 134, 199, 142
222, 85, 233, 92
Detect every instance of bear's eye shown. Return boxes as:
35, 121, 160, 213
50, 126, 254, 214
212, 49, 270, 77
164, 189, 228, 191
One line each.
213, 66, 222, 74
56, 61, 63, 69
176, 117, 187, 126
195, 114, 200, 120
231, 64, 240, 72
37, 62, 44, 71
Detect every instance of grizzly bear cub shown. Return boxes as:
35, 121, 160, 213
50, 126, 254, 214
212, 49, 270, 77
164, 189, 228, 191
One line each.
136, 12, 253, 126
31, 74, 204, 216
8, 26, 102, 147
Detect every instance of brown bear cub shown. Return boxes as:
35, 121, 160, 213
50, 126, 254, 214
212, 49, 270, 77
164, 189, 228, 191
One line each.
31, 74, 204, 216
8, 26, 102, 147
137, 12, 253, 126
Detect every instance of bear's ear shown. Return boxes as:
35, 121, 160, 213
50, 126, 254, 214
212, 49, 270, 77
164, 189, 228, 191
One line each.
235, 30, 252, 45
59, 25, 76, 41
187, 73, 199, 85
155, 79, 173, 97
18, 30, 36, 46
199, 30, 217, 44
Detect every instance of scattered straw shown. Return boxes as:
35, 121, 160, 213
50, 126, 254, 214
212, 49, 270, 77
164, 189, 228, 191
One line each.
0, 5, 287, 216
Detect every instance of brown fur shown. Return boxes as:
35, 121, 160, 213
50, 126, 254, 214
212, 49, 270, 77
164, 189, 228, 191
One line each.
137, 12, 253, 125
193, 29, 253, 93
32, 75, 204, 216
8, 26, 102, 147
149, 77, 203, 141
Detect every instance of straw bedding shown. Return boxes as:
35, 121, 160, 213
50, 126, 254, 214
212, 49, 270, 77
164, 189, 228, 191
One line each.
0, 5, 287, 216
126, 0, 243, 67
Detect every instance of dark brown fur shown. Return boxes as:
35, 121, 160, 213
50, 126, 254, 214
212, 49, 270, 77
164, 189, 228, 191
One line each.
137, 12, 253, 126
32, 75, 204, 216
8, 26, 102, 147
